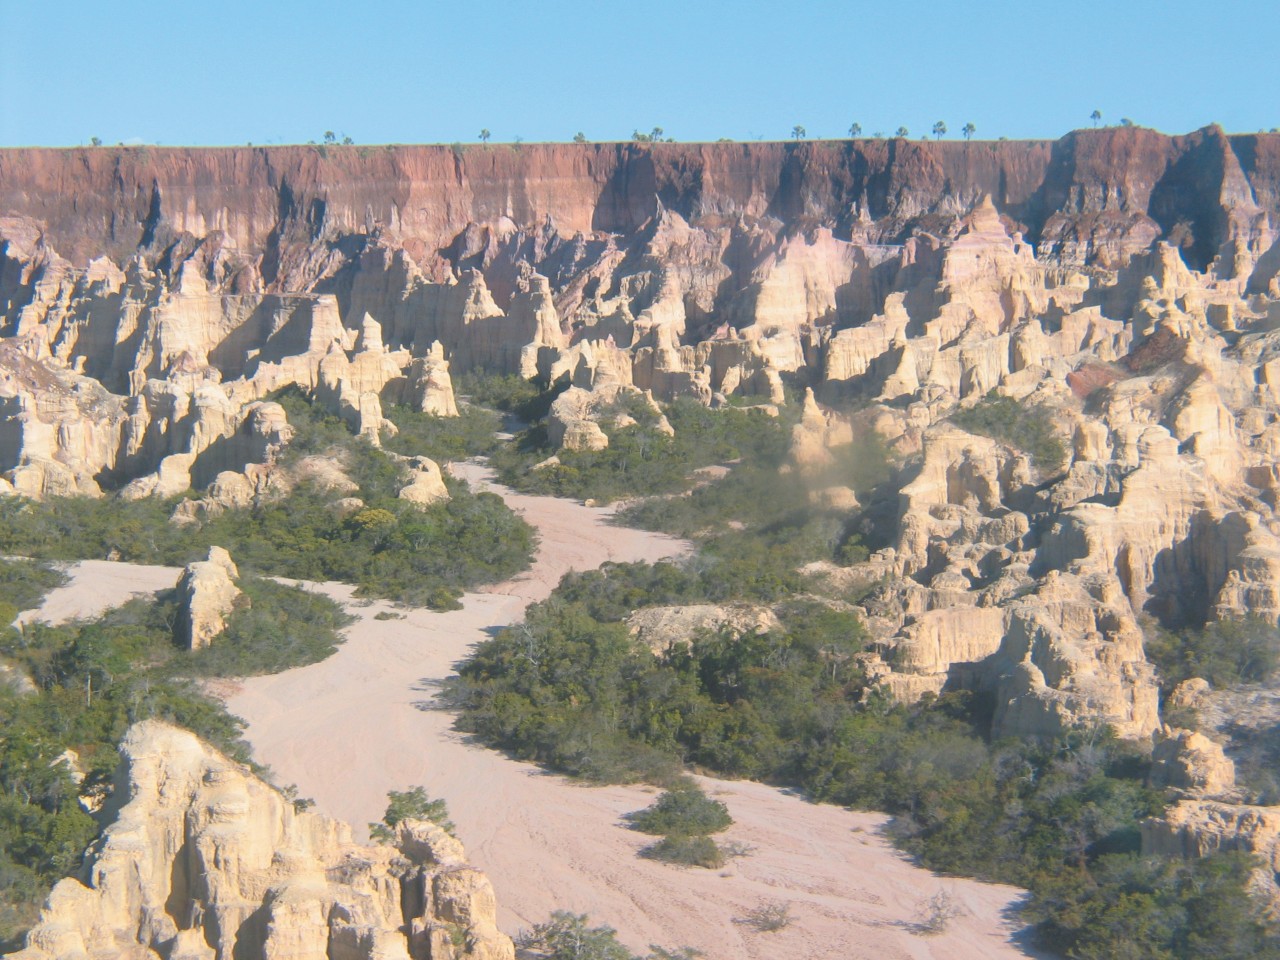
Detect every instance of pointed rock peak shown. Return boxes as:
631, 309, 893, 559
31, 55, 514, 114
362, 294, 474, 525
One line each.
460, 268, 492, 293
801, 387, 825, 422
357, 313, 385, 353
204, 545, 238, 576
960, 195, 1005, 236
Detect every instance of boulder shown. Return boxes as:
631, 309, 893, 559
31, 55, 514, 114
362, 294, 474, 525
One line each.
1149, 726, 1236, 797
398, 457, 450, 507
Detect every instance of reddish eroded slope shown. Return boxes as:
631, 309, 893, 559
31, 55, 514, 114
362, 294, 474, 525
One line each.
2, 127, 1276, 274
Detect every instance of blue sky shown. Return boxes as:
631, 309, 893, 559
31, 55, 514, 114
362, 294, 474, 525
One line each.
2, 0, 1277, 146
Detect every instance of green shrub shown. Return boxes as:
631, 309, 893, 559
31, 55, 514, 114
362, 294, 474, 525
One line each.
456, 371, 565, 422
182, 578, 355, 677
491, 397, 793, 504
381, 404, 501, 462
950, 391, 1066, 472
625, 783, 732, 837
0, 394, 535, 609
515, 911, 697, 960
368, 786, 455, 841
1145, 618, 1280, 692
1029, 851, 1277, 959
639, 835, 725, 869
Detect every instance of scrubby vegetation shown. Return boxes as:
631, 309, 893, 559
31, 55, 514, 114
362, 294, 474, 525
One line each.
625, 782, 732, 837
0, 559, 68, 628
637, 834, 725, 869
0, 570, 351, 948
449, 558, 1278, 954
0, 392, 535, 608
516, 911, 699, 960
184, 577, 355, 677
368, 786, 455, 841
1145, 617, 1280, 693
380, 401, 501, 462
456, 370, 560, 422
626, 781, 733, 869
490, 391, 794, 503
950, 390, 1067, 472
1029, 851, 1273, 959
734, 900, 792, 933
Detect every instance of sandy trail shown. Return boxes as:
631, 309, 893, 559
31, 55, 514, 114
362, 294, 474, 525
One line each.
25, 465, 1038, 959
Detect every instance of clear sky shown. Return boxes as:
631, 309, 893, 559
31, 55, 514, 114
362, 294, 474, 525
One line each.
2, 0, 1277, 147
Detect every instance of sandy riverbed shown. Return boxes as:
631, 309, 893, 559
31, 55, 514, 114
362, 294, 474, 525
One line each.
21, 464, 1039, 959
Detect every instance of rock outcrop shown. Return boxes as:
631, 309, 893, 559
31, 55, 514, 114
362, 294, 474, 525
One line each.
5, 721, 515, 960
175, 547, 242, 650
627, 604, 780, 654
1143, 800, 1280, 908
398, 457, 450, 507
4, 134, 1280, 742
1149, 726, 1237, 797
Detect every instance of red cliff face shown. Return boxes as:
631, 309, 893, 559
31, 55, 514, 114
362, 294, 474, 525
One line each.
2, 127, 1276, 273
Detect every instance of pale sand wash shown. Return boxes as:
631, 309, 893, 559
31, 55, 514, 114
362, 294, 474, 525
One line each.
21, 464, 1038, 960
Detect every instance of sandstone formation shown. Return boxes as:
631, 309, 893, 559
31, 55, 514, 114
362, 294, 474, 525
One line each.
1143, 800, 1280, 908
176, 547, 242, 650
8, 131, 1280, 885
1149, 726, 1237, 797
5, 721, 514, 960
397, 456, 451, 507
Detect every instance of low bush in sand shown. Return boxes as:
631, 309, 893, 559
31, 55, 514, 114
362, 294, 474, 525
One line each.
516, 910, 701, 960
624, 782, 732, 837
733, 900, 792, 933
639, 834, 725, 869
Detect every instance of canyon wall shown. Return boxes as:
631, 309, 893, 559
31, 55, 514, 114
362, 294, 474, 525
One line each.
2, 128, 1278, 273
4, 128, 1280, 744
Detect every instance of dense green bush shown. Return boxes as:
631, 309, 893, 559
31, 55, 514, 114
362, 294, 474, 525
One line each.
1145, 618, 1280, 693
1029, 851, 1275, 959
625, 782, 732, 837
381, 403, 501, 462
950, 391, 1066, 472
183, 578, 355, 677
0, 394, 534, 609
626, 781, 733, 870
491, 396, 794, 503
456, 371, 564, 422
368, 787, 455, 841
638, 835, 725, 869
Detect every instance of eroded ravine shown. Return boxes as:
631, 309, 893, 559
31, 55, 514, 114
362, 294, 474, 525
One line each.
26, 465, 1037, 960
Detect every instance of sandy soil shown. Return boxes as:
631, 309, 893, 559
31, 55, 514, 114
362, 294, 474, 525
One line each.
25, 466, 1040, 959
17, 558, 183, 625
